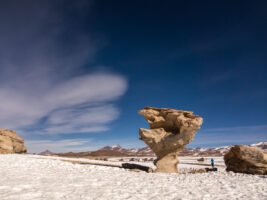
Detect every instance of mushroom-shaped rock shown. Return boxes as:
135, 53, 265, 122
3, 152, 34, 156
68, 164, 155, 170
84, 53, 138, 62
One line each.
0, 129, 27, 154
139, 107, 203, 173
224, 145, 267, 175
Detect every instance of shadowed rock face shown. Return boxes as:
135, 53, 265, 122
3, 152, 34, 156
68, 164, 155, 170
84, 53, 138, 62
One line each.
224, 145, 267, 175
0, 129, 27, 154
139, 107, 203, 173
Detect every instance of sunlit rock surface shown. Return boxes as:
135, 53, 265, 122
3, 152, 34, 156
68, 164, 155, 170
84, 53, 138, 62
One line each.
224, 145, 267, 175
0, 129, 27, 154
139, 107, 203, 173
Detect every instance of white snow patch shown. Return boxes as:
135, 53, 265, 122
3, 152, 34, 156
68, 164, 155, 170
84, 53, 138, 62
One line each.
251, 142, 267, 146
0, 154, 266, 200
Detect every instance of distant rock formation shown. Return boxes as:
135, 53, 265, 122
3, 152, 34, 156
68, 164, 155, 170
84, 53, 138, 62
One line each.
139, 107, 203, 173
224, 145, 267, 175
0, 129, 27, 154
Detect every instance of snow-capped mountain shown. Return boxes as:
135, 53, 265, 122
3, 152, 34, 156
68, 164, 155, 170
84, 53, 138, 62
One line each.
95, 145, 154, 156
94, 142, 267, 157
250, 142, 267, 150
181, 142, 267, 156
42, 142, 267, 157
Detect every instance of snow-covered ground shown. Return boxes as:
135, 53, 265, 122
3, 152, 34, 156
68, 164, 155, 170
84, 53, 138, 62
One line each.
0, 155, 266, 200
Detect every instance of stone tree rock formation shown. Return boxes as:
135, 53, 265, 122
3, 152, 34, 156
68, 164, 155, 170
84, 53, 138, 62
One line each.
0, 129, 27, 154
139, 107, 203, 173
224, 145, 267, 175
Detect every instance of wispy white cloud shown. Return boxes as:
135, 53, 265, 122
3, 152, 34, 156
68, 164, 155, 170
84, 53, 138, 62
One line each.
26, 139, 92, 153
207, 70, 234, 84
202, 124, 267, 133
40, 104, 121, 135
191, 124, 267, 147
0, 1, 127, 135
26, 137, 145, 153
0, 72, 127, 133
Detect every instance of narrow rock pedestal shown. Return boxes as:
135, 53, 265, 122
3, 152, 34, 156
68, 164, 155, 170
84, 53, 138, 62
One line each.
139, 107, 203, 173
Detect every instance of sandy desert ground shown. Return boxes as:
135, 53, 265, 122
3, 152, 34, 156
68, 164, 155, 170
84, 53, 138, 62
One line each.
0, 154, 266, 200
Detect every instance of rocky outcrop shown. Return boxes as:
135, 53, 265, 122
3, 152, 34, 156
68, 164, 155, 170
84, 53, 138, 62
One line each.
224, 145, 267, 175
139, 107, 203, 173
0, 129, 27, 154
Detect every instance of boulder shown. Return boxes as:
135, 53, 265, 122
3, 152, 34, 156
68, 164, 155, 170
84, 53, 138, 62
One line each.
0, 129, 27, 154
224, 145, 267, 175
139, 107, 203, 173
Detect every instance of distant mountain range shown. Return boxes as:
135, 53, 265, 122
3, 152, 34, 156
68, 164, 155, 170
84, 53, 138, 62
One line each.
38, 142, 267, 158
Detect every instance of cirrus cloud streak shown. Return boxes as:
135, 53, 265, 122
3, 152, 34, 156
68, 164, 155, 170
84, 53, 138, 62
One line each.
0, 1, 127, 136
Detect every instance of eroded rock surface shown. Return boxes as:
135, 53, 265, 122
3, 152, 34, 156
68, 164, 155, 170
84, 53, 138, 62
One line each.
0, 129, 27, 154
224, 145, 267, 175
139, 107, 203, 173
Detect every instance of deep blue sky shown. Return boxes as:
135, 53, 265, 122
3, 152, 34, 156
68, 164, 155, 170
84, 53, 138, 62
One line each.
0, 0, 266, 152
